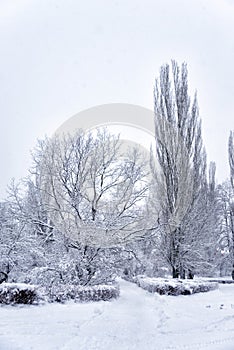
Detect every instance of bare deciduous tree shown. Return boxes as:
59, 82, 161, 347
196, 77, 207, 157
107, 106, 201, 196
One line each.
32, 129, 151, 248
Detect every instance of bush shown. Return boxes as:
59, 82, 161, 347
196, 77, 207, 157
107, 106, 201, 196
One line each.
0, 281, 120, 304
207, 279, 234, 284
0, 283, 39, 305
134, 276, 218, 296
48, 283, 120, 303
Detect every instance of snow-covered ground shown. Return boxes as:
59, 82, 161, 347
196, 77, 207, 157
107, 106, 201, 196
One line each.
0, 279, 234, 350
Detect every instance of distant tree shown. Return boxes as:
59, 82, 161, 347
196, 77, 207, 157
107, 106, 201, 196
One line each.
191, 133, 234, 280
0, 197, 45, 283
229, 131, 234, 190
218, 181, 234, 278
227, 131, 234, 279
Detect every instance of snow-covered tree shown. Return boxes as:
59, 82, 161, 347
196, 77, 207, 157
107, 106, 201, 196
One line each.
153, 60, 215, 278
0, 196, 46, 283
229, 131, 234, 190
217, 181, 234, 277
224, 130, 234, 279
11, 128, 152, 286
32, 129, 150, 248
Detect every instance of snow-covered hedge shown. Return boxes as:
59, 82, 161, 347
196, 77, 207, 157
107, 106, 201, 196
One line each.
206, 279, 234, 284
0, 281, 120, 304
0, 283, 39, 305
48, 283, 120, 303
134, 276, 218, 296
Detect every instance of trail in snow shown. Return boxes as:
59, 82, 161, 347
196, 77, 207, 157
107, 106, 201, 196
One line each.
0, 279, 234, 350
61, 279, 165, 350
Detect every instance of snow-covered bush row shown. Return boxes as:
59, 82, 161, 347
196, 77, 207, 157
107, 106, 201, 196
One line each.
206, 279, 234, 284
0, 283, 39, 305
0, 281, 120, 304
134, 276, 218, 296
47, 283, 120, 303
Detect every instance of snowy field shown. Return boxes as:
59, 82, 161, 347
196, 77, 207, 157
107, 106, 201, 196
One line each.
0, 279, 234, 350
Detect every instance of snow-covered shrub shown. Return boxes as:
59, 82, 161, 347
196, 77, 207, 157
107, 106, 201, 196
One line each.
25, 248, 119, 289
48, 283, 120, 303
76, 284, 120, 302
0, 283, 39, 304
134, 276, 218, 296
25, 266, 64, 287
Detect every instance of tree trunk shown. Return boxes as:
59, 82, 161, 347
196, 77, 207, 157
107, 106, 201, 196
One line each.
180, 266, 186, 279
0, 271, 8, 284
187, 270, 194, 279
172, 266, 179, 278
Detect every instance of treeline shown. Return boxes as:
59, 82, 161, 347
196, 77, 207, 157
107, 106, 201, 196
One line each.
0, 61, 234, 290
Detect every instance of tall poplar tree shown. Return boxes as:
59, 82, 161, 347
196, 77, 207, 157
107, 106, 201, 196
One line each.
153, 60, 209, 278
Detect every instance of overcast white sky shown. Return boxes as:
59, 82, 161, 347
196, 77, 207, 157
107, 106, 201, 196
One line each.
0, 0, 234, 199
